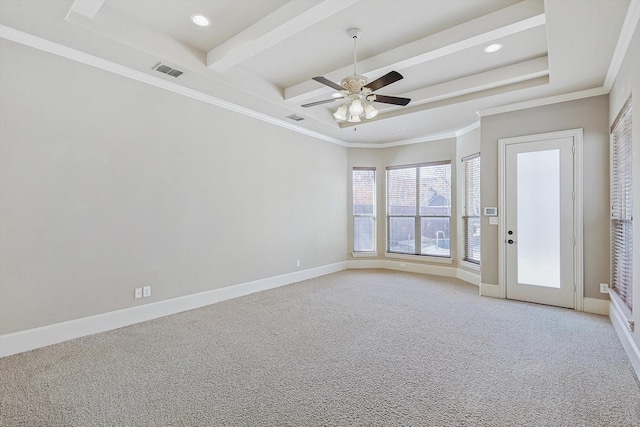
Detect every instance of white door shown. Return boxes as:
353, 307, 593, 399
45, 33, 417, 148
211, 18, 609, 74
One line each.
504, 136, 575, 308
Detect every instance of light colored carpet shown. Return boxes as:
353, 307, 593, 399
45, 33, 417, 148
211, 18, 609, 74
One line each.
1, 269, 639, 426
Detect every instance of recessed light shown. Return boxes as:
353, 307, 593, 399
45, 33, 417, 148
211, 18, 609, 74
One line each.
484, 43, 503, 53
190, 14, 211, 27
398, 128, 405, 132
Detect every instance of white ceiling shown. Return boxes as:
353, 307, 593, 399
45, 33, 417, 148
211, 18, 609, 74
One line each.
0, 0, 635, 146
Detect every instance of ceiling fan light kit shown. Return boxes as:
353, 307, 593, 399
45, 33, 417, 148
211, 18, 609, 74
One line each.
302, 28, 411, 124
333, 104, 347, 120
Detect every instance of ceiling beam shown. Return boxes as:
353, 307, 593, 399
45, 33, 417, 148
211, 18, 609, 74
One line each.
404, 56, 549, 106
65, 0, 105, 20
207, 0, 360, 72
284, 0, 545, 103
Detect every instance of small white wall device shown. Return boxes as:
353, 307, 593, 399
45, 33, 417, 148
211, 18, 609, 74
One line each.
484, 207, 498, 216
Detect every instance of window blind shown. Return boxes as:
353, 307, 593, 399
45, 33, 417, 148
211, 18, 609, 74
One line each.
386, 161, 451, 257
610, 97, 633, 312
462, 154, 481, 264
353, 168, 376, 252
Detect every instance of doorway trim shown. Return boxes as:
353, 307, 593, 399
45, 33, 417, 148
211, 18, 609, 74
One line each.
498, 129, 584, 310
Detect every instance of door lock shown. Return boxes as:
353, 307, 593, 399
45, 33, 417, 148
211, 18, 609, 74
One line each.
508, 239, 515, 244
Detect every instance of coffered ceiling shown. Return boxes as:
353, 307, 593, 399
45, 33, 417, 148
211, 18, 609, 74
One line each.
0, 0, 636, 146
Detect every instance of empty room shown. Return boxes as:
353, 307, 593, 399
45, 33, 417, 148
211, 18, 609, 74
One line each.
1, 0, 639, 425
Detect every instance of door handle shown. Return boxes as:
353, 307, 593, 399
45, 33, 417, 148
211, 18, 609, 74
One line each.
508, 239, 516, 244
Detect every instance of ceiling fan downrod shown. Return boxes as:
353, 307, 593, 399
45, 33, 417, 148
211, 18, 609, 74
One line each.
342, 28, 367, 93
348, 28, 361, 76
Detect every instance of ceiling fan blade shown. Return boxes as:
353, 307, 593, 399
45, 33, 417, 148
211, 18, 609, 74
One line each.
364, 71, 403, 92
312, 76, 344, 91
372, 94, 411, 106
301, 98, 341, 108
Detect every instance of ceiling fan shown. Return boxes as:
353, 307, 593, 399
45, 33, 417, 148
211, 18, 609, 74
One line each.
301, 28, 411, 123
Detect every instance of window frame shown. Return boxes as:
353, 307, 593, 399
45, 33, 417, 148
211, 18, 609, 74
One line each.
386, 161, 452, 259
352, 167, 377, 255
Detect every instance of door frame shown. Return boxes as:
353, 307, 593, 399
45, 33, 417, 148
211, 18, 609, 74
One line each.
498, 128, 584, 311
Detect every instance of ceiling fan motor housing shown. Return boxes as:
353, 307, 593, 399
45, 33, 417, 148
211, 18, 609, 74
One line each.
341, 74, 368, 92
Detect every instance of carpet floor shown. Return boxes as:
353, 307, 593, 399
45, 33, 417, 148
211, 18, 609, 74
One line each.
1, 269, 639, 426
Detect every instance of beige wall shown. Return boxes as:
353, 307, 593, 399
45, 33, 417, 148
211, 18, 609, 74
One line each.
0, 41, 347, 334
480, 95, 610, 300
609, 24, 639, 348
347, 138, 458, 264
1, 23, 634, 338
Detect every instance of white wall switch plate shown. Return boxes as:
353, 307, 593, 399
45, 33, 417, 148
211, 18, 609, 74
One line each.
134, 288, 142, 299
489, 216, 499, 225
143, 285, 151, 297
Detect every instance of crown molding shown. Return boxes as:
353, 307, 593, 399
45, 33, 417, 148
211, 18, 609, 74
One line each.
604, 0, 640, 91
455, 121, 480, 137
476, 86, 609, 118
346, 132, 457, 149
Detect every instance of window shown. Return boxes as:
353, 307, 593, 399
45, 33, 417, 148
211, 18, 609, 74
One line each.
462, 154, 481, 265
610, 97, 633, 313
353, 168, 376, 252
387, 161, 451, 257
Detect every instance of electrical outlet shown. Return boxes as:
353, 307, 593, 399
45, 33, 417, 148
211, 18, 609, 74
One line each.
143, 285, 151, 297
600, 283, 609, 294
296, 260, 301, 267
134, 288, 142, 299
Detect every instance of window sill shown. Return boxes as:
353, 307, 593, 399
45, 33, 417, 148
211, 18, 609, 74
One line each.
459, 260, 481, 271
385, 252, 453, 264
352, 251, 379, 258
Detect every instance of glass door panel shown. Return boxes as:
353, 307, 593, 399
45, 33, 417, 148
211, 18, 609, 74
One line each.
516, 150, 560, 288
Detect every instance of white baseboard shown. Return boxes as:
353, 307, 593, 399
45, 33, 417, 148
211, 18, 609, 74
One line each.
348, 259, 480, 286
478, 286, 611, 316
583, 297, 609, 315
480, 282, 501, 298
609, 301, 640, 381
347, 259, 459, 279
456, 269, 480, 286
346, 259, 385, 270
385, 260, 457, 277
0, 262, 348, 358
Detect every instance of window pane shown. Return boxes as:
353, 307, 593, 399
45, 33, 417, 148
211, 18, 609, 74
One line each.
389, 217, 415, 253
420, 164, 451, 216
353, 170, 375, 215
388, 168, 416, 215
464, 216, 481, 263
420, 217, 450, 256
354, 217, 375, 252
